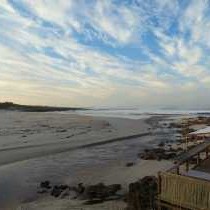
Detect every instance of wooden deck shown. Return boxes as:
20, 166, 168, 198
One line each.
175, 139, 210, 164
158, 138, 210, 210
195, 157, 210, 173
168, 138, 210, 174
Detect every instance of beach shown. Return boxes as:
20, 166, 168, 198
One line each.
0, 110, 193, 210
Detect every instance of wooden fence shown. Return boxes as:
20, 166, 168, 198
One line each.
159, 172, 210, 210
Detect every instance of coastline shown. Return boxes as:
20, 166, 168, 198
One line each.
0, 111, 182, 210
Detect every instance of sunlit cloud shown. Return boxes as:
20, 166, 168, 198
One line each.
0, 0, 210, 108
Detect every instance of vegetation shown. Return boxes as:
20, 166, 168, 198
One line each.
0, 102, 87, 112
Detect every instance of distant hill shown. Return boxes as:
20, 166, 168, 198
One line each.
0, 102, 87, 112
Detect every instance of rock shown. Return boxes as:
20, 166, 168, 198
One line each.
66, 135, 74, 138
77, 183, 85, 194
59, 184, 69, 191
139, 147, 177, 161
60, 189, 71, 199
138, 150, 158, 160
169, 147, 176, 152
69, 183, 85, 196
126, 162, 134, 167
141, 176, 157, 191
51, 186, 62, 197
38, 181, 121, 202
107, 184, 121, 194
84, 183, 121, 201
40, 181, 51, 189
166, 152, 176, 159
152, 148, 165, 153
126, 176, 157, 210
57, 129, 67, 133
143, 153, 157, 160
84, 183, 107, 200
158, 142, 165, 147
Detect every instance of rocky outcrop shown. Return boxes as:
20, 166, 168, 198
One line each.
138, 148, 178, 161
126, 176, 157, 210
83, 183, 121, 201
38, 181, 122, 204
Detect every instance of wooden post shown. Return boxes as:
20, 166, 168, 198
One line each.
197, 153, 200, 165
176, 166, 180, 175
157, 172, 161, 210
158, 172, 161, 194
186, 161, 189, 172
206, 148, 209, 159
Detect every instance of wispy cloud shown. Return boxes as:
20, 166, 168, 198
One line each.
0, 0, 210, 108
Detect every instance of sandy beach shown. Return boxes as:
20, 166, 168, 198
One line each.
0, 110, 186, 210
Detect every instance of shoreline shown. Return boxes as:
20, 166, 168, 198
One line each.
0, 112, 150, 167
0, 111, 187, 209
0, 132, 150, 167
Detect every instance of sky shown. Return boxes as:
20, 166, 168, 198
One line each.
0, 0, 210, 109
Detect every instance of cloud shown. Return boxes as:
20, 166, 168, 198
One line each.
0, 0, 210, 108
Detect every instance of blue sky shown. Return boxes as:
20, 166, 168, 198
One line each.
0, 0, 210, 109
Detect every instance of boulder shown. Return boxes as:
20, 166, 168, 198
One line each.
84, 183, 121, 201
126, 162, 135, 167
40, 181, 51, 189
51, 186, 63, 197
126, 176, 157, 210
139, 147, 177, 161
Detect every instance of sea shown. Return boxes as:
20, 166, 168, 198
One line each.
74, 107, 210, 119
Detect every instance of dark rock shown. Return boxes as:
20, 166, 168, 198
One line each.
38, 181, 121, 202
51, 186, 62, 197
59, 184, 69, 191
126, 176, 157, 210
84, 183, 107, 200
57, 129, 67, 133
84, 183, 121, 201
144, 149, 149, 153
126, 162, 134, 167
60, 190, 71, 199
139, 147, 177, 161
158, 142, 165, 147
77, 183, 85, 194
66, 135, 74, 138
169, 147, 176, 152
107, 184, 121, 193
141, 152, 157, 160
153, 148, 165, 153
40, 181, 51, 189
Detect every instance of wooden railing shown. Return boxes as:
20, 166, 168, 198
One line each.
159, 172, 210, 210
166, 141, 210, 175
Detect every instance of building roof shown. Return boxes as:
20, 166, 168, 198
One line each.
189, 126, 210, 135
